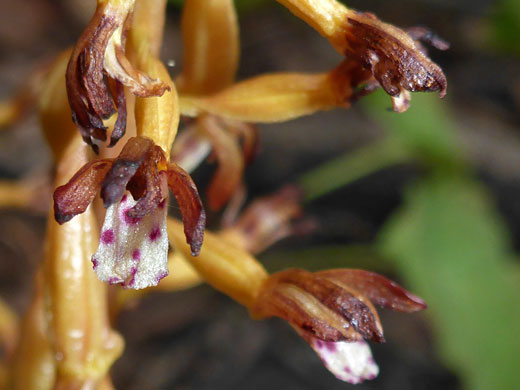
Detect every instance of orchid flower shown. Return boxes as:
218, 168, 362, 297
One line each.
167, 218, 426, 385
54, 0, 205, 290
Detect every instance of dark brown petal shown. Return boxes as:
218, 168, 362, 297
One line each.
126, 145, 166, 218
263, 285, 354, 342
108, 79, 127, 147
317, 269, 427, 313
101, 137, 154, 207
346, 12, 447, 99
66, 7, 119, 150
167, 163, 206, 256
53, 159, 113, 224
199, 115, 243, 211
254, 271, 362, 342
256, 269, 385, 343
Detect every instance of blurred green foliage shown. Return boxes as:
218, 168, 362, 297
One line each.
287, 91, 520, 388
380, 173, 520, 390
364, 92, 520, 390
489, 0, 520, 56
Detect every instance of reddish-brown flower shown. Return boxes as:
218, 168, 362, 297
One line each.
54, 136, 205, 289
253, 268, 426, 383
345, 12, 448, 112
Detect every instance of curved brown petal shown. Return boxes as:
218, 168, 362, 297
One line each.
101, 136, 154, 207
53, 159, 113, 224
108, 79, 127, 147
317, 269, 427, 312
199, 115, 243, 211
346, 12, 447, 99
257, 282, 356, 342
66, 2, 170, 151
277, 269, 384, 342
126, 144, 166, 218
167, 163, 206, 256
66, 6, 120, 151
254, 269, 384, 343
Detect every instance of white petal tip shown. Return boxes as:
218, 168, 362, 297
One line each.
311, 339, 379, 384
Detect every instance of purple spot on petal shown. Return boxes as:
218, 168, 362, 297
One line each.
155, 271, 168, 284
132, 248, 141, 261
368, 357, 375, 364
149, 226, 161, 241
91, 258, 98, 269
124, 208, 141, 225
108, 277, 121, 285
325, 342, 336, 352
315, 340, 324, 349
158, 198, 166, 209
101, 229, 114, 244
122, 267, 137, 287
366, 374, 377, 380
344, 366, 352, 374
121, 194, 127, 203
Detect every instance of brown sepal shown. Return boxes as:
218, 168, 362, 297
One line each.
257, 282, 353, 342
346, 12, 447, 99
101, 137, 154, 207
126, 144, 167, 218
255, 269, 385, 343
199, 115, 243, 211
108, 79, 127, 147
53, 159, 113, 224
167, 163, 206, 256
66, 8, 119, 151
275, 269, 385, 342
318, 269, 427, 313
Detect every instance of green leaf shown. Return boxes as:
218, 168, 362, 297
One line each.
363, 91, 464, 171
379, 174, 520, 390
488, 0, 520, 57
259, 244, 394, 274
297, 138, 411, 202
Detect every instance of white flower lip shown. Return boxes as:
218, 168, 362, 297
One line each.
92, 192, 169, 289
311, 338, 379, 384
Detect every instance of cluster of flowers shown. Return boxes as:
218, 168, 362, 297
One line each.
3, 0, 447, 387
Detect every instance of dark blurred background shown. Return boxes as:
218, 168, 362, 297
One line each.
1, 0, 519, 389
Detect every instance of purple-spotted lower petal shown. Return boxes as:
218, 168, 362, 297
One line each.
92, 191, 169, 289
311, 339, 379, 384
